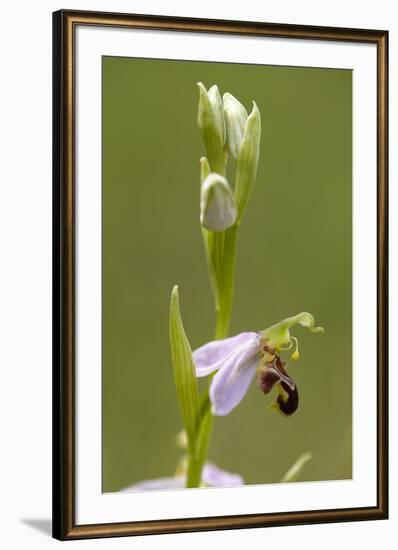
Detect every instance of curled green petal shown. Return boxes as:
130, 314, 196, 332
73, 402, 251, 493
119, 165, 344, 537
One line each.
234, 101, 261, 222
260, 312, 324, 350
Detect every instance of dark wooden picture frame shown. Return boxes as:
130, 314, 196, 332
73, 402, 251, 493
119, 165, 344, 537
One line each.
53, 9, 388, 541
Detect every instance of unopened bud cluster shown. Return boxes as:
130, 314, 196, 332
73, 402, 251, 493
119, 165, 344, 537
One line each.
197, 83, 261, 232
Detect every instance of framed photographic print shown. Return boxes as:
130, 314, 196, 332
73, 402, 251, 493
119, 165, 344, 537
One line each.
52, 9, 388, 540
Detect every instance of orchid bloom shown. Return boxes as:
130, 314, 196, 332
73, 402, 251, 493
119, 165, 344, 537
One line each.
194, 313, 324, 416
120, 462, 244, 492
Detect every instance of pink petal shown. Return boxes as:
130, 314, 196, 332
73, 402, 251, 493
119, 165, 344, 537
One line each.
120, 475, 185, 492
210, 349, 259, 415
202, 463, 244, 486
194, 332, 259, 377
120, 462, 244, 492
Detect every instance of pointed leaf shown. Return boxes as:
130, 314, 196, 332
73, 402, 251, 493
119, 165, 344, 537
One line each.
169, 286, 200, 455
281, 452, 313, 483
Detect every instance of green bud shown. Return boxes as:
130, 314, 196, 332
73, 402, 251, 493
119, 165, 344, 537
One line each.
200, 173, 237, 232
208, 85, 226, 144
223, 92, 248, 160
197, 82, 226, 174
234, 101, 261, 222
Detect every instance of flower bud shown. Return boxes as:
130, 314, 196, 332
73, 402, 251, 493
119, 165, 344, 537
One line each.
197, 83, 226, 174
234, 101, 261, 221
223, 92, 248, 160
200, 173, 237, 232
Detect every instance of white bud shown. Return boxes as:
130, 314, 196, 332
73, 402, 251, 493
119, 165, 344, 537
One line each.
200, 173, 237, 232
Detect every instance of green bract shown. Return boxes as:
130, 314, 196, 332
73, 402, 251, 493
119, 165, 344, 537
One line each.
169, 286, 200, 457
197, 82, 226, 174
223, 92, 248, 161
234, 101, 261, 222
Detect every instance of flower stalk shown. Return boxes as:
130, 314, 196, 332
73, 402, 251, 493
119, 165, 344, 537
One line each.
187, 84, 262, 486
166, 83, 322, 490
126, 83, 324, 495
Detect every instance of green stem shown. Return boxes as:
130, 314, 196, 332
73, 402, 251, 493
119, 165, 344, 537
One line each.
186, 393, 213, 487
186, 455, 201, 488
214, 225, 238, 339
186, 224, 239, 487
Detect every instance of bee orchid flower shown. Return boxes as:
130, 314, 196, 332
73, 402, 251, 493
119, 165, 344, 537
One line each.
193, 313, 324, 416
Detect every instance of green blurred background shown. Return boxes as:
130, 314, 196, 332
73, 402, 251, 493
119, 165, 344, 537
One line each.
102, 56, 352, 492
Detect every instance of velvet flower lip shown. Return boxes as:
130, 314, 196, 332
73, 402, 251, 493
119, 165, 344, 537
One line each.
120, 462, 244, 492
194, 312, 324, 416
